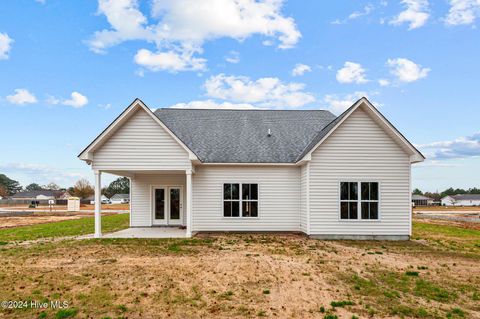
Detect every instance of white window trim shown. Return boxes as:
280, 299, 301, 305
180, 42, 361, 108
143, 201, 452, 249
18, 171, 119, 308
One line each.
338, 180, 381, 222
222, 182, 260, 219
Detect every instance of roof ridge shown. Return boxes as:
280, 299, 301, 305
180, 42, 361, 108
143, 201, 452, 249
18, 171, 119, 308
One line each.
155, 108, 332, 112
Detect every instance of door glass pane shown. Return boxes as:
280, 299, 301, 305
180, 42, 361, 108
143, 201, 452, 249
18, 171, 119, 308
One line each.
155, 189, 165, 220
170, 188, 180, 220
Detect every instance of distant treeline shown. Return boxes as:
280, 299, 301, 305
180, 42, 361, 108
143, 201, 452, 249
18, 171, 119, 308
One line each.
413, 187, 480, 200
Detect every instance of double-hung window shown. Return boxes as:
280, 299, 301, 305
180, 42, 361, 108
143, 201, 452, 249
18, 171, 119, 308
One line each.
223, 183, 258, 217
340, 181, 379, 220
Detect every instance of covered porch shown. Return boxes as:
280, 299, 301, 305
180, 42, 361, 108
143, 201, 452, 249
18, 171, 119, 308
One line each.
93, 169, 194, 238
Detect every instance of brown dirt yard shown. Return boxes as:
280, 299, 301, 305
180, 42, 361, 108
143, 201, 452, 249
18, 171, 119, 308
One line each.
0, 221, 479, 318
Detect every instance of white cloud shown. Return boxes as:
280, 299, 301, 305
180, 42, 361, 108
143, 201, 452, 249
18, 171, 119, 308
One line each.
323, 92, 368, 114
88, 0, 301, 72
348, 4, 375, 20
390, 0, 430, 29
204, 74, 315, 108
444, 0, 480, 25
6, 89, 38, 105
378, 78, 391, 86
169, 99, 257, 110
98, 103, 112, 109
331, 4, 374, 24
134, 49, 206, 72
386, 58, 430, 82
336, 62, 368, 84
291, 63, 312, 76
0, 32, 14, 60
418, 132, 480, 159
48, 92, 89, 108
35, 0, 46, 4
225, 50, 240, 64
62, 92, 89, 108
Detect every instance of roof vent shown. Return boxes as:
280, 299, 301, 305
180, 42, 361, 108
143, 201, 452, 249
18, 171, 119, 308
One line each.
267, 128, 272, 137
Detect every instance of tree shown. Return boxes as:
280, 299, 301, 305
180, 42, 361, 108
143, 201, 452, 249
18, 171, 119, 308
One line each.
44, 182, 60, 190
103, 177, 130, 198
25, 183, 43, 191
412, 188, 423, 195
0, 174, 22, 196
0, 185, 8, 198
72, 179, 94, 199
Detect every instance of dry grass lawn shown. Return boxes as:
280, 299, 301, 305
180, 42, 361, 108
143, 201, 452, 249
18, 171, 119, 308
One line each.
0, 222, 479, 318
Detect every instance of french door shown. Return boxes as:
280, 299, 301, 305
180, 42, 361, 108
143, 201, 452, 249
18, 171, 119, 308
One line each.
153, 186, 183, 225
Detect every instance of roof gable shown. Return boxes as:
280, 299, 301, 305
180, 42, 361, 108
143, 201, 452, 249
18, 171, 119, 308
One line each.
296, 97, 425, 163
78, 99, 198, 162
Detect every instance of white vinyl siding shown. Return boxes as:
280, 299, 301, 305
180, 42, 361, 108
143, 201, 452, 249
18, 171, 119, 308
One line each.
92, 109, 191, 171
130, 174, 186, 227
309, 107, 411, 236
300, 164, 308, 233
192, 166, 300, 231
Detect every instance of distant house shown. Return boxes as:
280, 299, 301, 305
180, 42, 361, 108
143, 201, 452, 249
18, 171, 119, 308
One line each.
412, 194, 434, 206
11, 190, 71, 203
86, 194, 110, 205
441, 194, 480, 206
110, 194, 130, 204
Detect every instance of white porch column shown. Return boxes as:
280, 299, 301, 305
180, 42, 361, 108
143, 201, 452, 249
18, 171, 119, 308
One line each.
94, 170, 102, 238
186, 169, 192, 238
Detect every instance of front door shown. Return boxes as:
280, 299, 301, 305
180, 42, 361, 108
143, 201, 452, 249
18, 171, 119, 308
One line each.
153, 186, 183, 225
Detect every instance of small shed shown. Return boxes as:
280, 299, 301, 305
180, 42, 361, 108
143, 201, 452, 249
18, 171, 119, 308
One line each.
67, 197, 80, 212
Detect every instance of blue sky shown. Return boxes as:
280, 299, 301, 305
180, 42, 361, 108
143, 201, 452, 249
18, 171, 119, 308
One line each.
0, 0, 479, 191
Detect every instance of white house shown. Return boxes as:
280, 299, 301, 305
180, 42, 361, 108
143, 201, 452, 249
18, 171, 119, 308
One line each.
441, 194, 480, 206
110, 194, 130, 204
88, 194, 110, 205
78, 97, 424, 239
412, 194, 434, 206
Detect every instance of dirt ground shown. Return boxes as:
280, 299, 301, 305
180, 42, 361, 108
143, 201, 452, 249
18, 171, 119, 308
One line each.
0, 215, 85, 228
0, 221, 479, 318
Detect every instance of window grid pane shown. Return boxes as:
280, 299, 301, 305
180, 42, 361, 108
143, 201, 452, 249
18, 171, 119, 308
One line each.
224, 183, 258, 218
340, 182, 379, 220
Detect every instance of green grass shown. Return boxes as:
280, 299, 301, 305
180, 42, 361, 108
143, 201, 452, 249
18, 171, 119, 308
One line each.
0, 213, 129, 242
413, 221, 480, 240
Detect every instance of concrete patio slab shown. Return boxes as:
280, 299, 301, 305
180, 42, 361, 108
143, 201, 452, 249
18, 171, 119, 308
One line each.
102, 227, 187, 238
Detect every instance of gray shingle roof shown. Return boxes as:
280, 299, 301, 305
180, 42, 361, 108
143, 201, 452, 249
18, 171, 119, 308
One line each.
154, 109, 337, 163
412, 194, 432, 200
11, 190, 65, 199
451, 194, 480, 201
